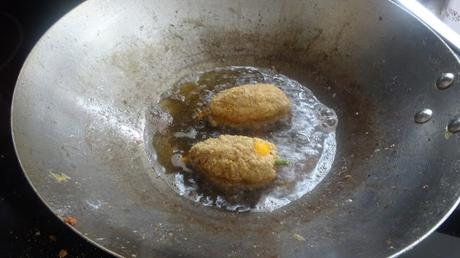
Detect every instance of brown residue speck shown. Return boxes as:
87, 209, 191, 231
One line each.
58, 249, 68, 258
63, 216, 77, 226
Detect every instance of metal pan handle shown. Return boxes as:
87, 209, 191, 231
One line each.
392, 0, 460, 56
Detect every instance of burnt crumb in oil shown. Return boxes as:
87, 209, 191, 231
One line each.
147, 66, 338, 212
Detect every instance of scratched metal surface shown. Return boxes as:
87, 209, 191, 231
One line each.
11, 0, 460, 257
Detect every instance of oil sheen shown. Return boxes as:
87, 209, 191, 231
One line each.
144, 66, 338, 212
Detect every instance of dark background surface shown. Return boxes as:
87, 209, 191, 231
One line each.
0, 0, 460, 257
0, 1, 111, 257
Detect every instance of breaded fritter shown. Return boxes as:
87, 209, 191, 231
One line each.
189, 135, 278, 188
208, 84, 290, 128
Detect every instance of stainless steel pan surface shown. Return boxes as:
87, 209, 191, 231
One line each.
11, 0, 460, 257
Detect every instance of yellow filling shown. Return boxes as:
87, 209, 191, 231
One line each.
254, 140, 271, 156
